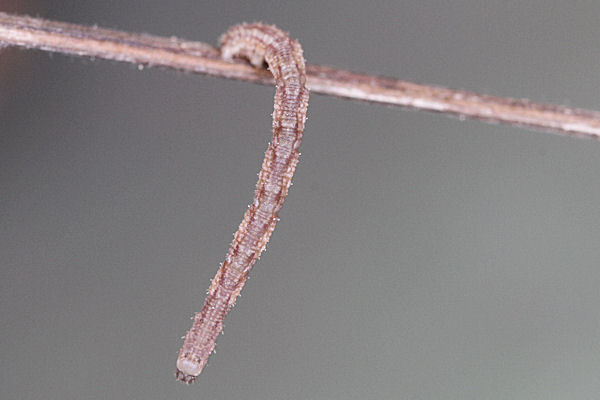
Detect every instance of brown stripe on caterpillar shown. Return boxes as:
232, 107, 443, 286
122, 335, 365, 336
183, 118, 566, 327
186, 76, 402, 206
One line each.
175, 23, 309, 384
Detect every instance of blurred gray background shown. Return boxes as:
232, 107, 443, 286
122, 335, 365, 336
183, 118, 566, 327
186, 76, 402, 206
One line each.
2, 1, 600, 399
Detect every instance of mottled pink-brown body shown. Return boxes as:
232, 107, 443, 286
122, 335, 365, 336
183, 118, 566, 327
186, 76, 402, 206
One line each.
175, 23, 309, 384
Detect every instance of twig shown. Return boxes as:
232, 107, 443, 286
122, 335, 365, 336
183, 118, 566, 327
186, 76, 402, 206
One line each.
1, 11, 600, 140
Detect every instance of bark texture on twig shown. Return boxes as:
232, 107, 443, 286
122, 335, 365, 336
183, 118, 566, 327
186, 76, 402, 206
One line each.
1, 11, 600, 139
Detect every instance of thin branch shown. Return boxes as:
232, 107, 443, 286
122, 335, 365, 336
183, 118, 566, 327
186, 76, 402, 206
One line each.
1, 12, 600, 140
